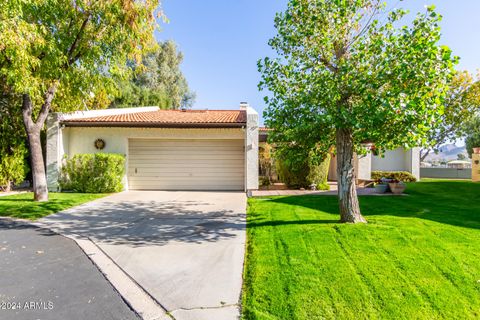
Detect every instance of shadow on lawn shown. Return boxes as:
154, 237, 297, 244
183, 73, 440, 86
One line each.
263, 180, 480, 230
249, 219, 339, 227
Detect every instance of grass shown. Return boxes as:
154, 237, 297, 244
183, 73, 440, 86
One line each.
243, 179, 480, 320
0, 192, 107, 220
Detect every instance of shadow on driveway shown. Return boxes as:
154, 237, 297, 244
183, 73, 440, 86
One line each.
40, 198, 245, 247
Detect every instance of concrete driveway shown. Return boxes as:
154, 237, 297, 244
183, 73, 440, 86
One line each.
38, 191, 246, 320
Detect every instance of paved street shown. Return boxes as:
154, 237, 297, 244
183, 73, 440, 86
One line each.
0, 219, 138, 320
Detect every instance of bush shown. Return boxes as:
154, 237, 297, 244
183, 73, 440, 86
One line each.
60, 153, 125, 193
259, 143, 277, 185
371, 171, 417, 182
276, 154, 331, 190
0, 144, 28, 192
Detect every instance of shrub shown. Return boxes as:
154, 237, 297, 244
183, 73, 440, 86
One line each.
371, 171, 417, 182
60, 153, 125, 193
276, 159, 309, 189
0, 144, 28, 192
259, 143, 277, 184
276, 153, 331, 190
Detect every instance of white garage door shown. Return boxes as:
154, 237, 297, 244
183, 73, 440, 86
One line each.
128, 139, 245, 190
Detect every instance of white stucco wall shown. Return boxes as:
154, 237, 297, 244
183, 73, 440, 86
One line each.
371, 147, 420, 180
245, 106, 259, 191
356, 153, 372, 180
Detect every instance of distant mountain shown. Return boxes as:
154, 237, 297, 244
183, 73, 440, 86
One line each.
424, 143, 469, 161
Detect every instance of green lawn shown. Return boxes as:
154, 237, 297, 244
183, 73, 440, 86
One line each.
0, 192, 107, 220
243, 180, 480, 320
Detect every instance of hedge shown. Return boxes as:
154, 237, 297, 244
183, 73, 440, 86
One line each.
276, 154, 331, 190
59, 153, 125, 193
371, 171, 417, 182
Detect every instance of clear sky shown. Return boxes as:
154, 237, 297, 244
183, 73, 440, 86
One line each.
158, 1, 480, 123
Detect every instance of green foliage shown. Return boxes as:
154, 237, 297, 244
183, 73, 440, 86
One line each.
259, 143, 276, 186
421, 71, 480, 160
276, 159, 309, 189
259, 1, 457, 159
276, 150, 330, 190
111, 40, 196, 109
0, 144, 28, 191
0, 85, 28, 190
307, 154, 331, 190
371, 171, 417, 183
0, 0, 160, 112
60, 154, 125, 193
465, 116, 480, 157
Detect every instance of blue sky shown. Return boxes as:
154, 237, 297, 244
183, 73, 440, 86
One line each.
158, 1, 480, 123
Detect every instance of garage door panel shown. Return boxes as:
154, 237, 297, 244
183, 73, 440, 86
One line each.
129, 172, 244, 178
128, 151, 244, 158
128, 154, 244, 161
129, 159, 244, 166
128, 167, 245, 174
130, 139, 243, 147
128, 139, 245, 191
129, 146, 243, 152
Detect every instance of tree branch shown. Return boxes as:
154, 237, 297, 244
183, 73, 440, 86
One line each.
22, 94, 35, 131
67, 14, 91, 65
35, 83, 59, 127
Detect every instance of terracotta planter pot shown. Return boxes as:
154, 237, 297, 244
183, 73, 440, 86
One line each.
389, 182, 406, 194
473, 147, 480, 154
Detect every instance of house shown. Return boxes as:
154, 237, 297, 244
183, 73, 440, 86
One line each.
447, 160, 471, 169
259, 127, 421, 181
46, 103, 259, 192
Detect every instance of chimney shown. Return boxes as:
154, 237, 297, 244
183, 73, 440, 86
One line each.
240, 102, 249, 110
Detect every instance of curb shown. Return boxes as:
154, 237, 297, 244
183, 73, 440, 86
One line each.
0, 217, 171, 320
70, 235, 172, 320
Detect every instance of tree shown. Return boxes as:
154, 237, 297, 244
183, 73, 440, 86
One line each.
0, 85, 28, 191
457, 153, 466, 160
0, 0, 159, 201
111, 40, 195, 109
259, 1, 456, 223
420, 71, 480, 161
465, 116, 480, 157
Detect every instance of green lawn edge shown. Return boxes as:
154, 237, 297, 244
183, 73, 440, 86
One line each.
0, 192, 108, 220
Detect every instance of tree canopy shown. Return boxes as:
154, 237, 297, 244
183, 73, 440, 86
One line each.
111, 40, 195, 109
465, 116, 480, 157
421, 70, 480, 161
259, 0, 456, 222
0, 0, 160, 200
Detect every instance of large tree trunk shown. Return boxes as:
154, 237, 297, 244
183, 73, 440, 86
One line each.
26, 129, 48, 201
336, 128, 366, 223
22, 86, 57, 202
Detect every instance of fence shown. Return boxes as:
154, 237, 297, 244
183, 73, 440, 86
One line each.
420, 168, 471, 179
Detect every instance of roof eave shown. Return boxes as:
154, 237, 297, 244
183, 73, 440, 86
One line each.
61, 121, 246, 129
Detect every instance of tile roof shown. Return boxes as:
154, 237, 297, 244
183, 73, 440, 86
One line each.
63, 109, 247, 127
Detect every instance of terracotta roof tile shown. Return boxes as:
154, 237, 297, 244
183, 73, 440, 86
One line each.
63, 110, 247, 126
